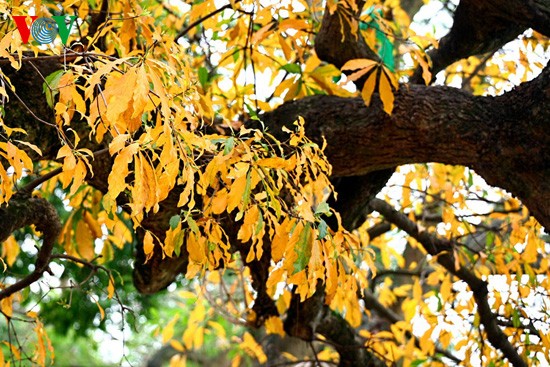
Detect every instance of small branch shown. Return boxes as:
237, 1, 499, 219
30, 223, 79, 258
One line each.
20, 147, 110, 194
496, 316, 539, 337
0, 194, 62, 300
369, 198, 528, 367
20, 167, 62, 194
366, 221, 392, 240
175, 3, 233, 40
371, 268, 423, 284
460, 51, 496, 91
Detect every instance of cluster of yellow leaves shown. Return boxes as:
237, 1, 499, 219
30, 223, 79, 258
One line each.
342, 59, 398, 114
357, 163, 550, 366
445, 32, 549, 94
0, 140, 37, 204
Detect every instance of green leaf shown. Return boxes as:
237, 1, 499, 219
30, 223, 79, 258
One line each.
314, 202, 331, 216
255, 211, 264, 236
293, 223, 311, 273
169, 214, 181, 230
317, 219, 328, 240
512, 309, 521, 328
280, 63, 301, 74
410, 360, 427, 367
485, 231, 495, 247
43, 70, 64, 109
198, 66, 209, 88
224, 137, 235, 155
173, 230, 185, 257
186, 215, 199, 234
242, 171, 252, 207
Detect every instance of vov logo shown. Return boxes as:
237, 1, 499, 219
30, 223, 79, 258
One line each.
12, 15, 77, 45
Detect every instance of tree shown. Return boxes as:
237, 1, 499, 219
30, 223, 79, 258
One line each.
0, 0, 549, 366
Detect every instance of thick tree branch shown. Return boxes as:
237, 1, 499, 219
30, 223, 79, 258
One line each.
316, 305, 386, 367
262, 64, 550, 229
0, 193, 62, 300
369, 198, 528, 367
411, 0, 550, 84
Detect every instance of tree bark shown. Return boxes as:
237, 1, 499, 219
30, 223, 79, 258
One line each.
261, 65, 550, 229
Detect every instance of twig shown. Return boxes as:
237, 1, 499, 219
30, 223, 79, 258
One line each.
176, 3, 233, 40
369, 198, 529, 367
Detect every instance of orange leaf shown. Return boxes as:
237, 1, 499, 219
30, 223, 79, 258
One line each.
341, 58, 378, 71
107, 275, 115, 300
378, 69, 395, 115
361, 70, 378, 107
143, 231, 155, 263
75, 219, 95, 260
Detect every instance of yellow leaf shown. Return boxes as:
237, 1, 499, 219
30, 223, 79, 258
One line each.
33, 320, 53, 366
1, 235, 19, 267
169, 354, 186, 367
169, 340, 185, 353
68, 159, 87, 196
210, 188, 228, 215
439, 330, 452, 349
83, 211, 103, 239
237, 205, 259, 243
416, 53, 432, 85
256, 157, 295, 170
107, 275, 115, 300
379, 69, 395, 115
105, 69, 138, 132
56, 144, 72, 159
132, 66, 150, 120
401, 299, 417, 322
14, 140, 42, 156
252, 23, 273, 44
130, 153, 159, 215
227, 172, 248, 213
0, 294, 13, 317
207, 320, 227, 338
105, 143, 139, 208
341, 58, 377, 71
361, 71, 378, 107
278, 33, 292, 60
187, 233, 206, 264
241, 332, 267, 364
75, 219, 95, 260
109, 133, 130, 155
231, 355, 242, 367
96, 300, 105, 321
278, 18, 309, 32
143, 231, 155, 263
265, 316, 285, 336
162, 314, 180, 343
523, 233, 539, 263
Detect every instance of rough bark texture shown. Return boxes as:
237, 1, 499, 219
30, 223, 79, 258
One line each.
260, 69, 550, 229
